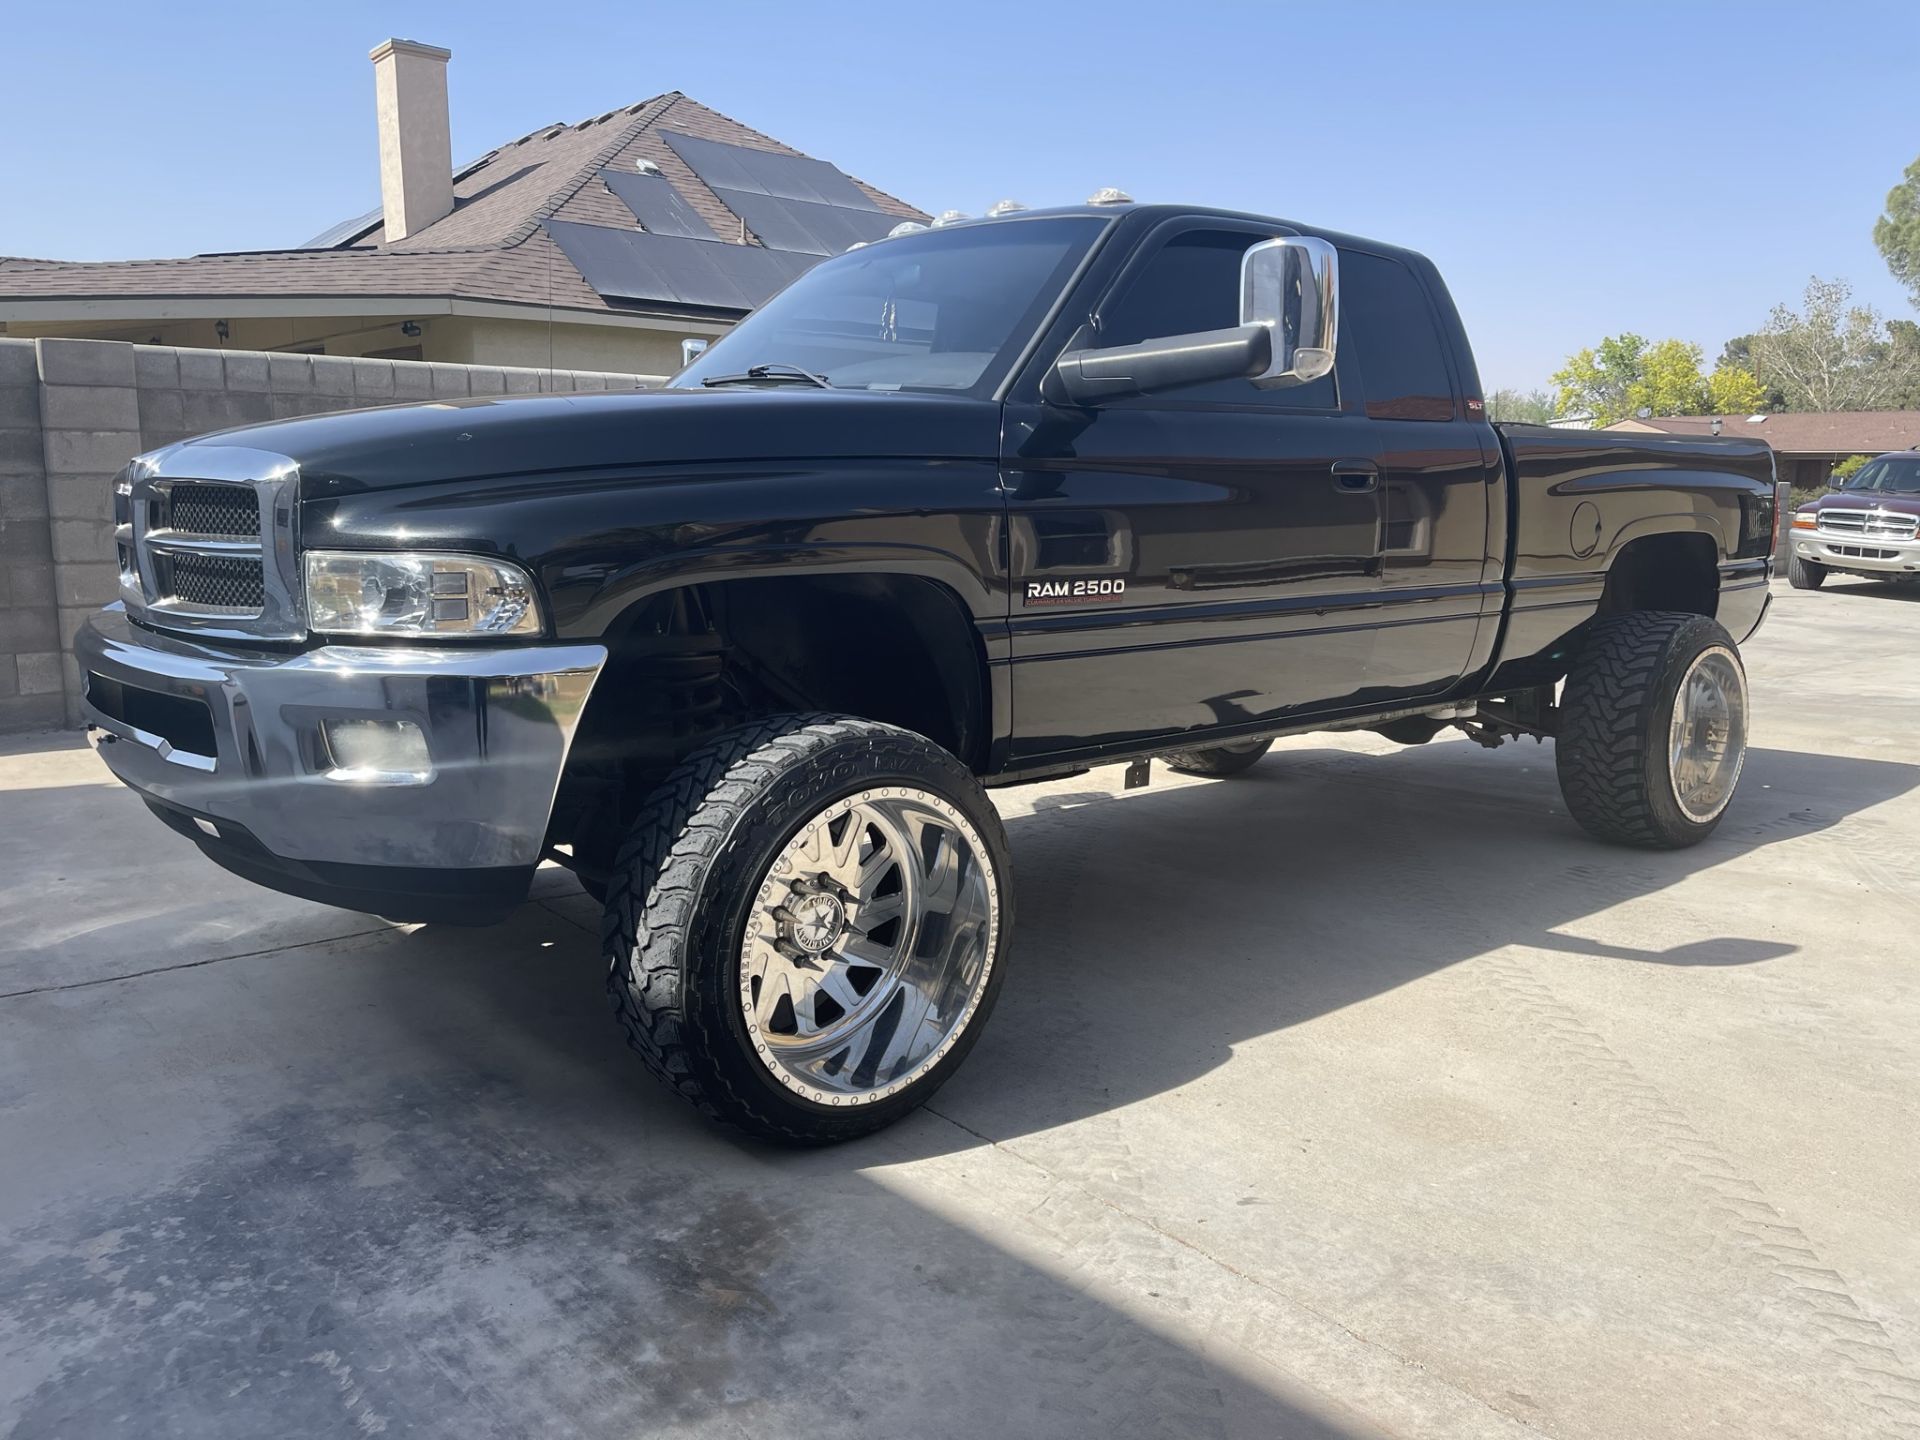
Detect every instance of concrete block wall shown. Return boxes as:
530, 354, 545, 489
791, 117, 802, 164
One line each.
0, 336, 662, 733
0, 342, 60, 730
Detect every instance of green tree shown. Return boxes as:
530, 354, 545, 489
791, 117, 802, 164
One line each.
1749, 277, 1920, 412
1831, 454, 1872, 483
1552, 332, 1650, 424
1486, 387, 1556, 423
1887, 320, 1920, 408
1707, 363, 1767, 415
1874, 156, 1920, 308
1638, 338, 1713, 414
1552, 333, 1718, 424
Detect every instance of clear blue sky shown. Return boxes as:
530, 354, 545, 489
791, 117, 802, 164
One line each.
5, 1, 1916, 391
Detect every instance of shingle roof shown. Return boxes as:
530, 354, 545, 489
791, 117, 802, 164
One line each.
1606, 412, 1920, 457
0, 94, 925, 319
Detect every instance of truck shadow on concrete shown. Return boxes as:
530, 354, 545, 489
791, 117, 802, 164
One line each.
394, 736, 1915, 1153
1817, 578, 1920, 603
7, 736, 1912, 1438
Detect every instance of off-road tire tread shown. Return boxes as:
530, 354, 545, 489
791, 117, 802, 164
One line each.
601, 713, 1006, 1143
1556, 611, 1738, 849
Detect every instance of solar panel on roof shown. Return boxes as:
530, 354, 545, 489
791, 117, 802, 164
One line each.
544, 220, 818, 310
601, 171, 719, 241
298, 205, 383, 250
710, 188, 901, 256
661, 131, 882, 210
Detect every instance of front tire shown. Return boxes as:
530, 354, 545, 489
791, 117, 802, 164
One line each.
1555, 612, 1749, 849
603, 714, 1012, 1144
1161, 737, 1274, 777
1787, 552, 1827, 590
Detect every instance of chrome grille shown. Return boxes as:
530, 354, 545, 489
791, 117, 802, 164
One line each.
122, 447, 305, 640
165, 553, 268, 610
145, 480, 268, 617
167, 482, 259, 539
1817, 507, 1919, 541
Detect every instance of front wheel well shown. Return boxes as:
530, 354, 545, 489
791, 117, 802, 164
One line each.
552, 574, 991, 874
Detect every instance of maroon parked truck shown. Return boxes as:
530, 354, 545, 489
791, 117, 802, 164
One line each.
1788, 451, 1920, 589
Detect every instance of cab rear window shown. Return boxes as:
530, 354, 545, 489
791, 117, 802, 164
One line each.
1341, 250, 1456, 422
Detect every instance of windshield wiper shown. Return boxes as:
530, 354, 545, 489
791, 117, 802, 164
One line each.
700, 363, 833, 390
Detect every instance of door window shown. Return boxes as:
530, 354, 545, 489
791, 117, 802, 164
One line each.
1094, 230, 1338, 409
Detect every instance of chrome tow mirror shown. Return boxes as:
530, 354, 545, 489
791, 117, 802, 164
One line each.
1240, 237, 1337, 387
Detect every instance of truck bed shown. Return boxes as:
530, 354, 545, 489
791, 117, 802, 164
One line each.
1489, 422, 1777, 673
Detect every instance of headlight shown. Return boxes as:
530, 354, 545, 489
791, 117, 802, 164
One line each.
1791, 511, 1817, 530
304, 551, 543, 637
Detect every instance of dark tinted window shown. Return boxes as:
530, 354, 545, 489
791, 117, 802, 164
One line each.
1842, 455, 1920, 494
1341, 250, 1456, 421
1095, 229, 1338, 409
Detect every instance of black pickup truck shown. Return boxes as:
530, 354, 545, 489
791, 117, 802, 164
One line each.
79, 203, 1777, 1141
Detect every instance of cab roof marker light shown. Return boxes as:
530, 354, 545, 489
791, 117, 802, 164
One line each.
986, 199, 1027, 217
886, 221, 927, 238
1087, 186, 1134, 206
931, 210, 970, 227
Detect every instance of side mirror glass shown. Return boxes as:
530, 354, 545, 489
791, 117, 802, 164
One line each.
1240, 237, 1337, 387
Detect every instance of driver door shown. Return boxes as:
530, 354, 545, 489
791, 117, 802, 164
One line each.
1002, 221, 1387, 763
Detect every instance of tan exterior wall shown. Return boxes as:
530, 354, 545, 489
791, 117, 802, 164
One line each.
2, 312, 703, 374
429, 315, 695, 375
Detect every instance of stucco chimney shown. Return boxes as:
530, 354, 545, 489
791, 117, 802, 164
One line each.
370, 39, 454, 242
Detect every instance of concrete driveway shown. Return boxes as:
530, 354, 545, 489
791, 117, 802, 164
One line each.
3, 578, 1918, 1439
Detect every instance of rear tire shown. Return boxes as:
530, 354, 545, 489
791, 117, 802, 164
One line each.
1555, 612, 1748, 849
1787, 553, 1826, 590
602, 714, 1013, 1144
1161, 737, 1273, 777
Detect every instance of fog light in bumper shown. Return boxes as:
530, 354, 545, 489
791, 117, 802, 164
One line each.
322, 718, 432, 784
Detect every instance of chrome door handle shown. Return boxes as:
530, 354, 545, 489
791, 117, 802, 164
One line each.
1331, 459, 1379, 493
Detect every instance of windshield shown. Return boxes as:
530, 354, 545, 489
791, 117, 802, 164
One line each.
1841, 456, 1920, 495
672, 216, 1107, 398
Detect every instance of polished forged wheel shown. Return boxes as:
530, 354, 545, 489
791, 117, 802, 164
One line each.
1557, 611, 1749, 848
740, 788, 998, 1105
1667, 648, 1748, 825
603, 714, 1012, 1143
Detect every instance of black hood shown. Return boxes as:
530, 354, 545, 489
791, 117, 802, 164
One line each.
153, 388, 1002, 497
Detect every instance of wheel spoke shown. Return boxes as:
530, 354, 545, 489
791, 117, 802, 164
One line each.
853, 843, 895, 899
840, 934, 895, 970
813, 963, 866, 1018
852, 890, 904, 931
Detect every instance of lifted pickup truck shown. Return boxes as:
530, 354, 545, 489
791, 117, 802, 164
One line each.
80, 203, 1777, 1141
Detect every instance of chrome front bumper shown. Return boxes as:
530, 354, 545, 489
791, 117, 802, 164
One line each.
77, 605, 605, 922
1792, 529, 1920, 575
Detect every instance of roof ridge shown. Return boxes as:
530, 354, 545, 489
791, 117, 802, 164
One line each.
497, 92, 680, 252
